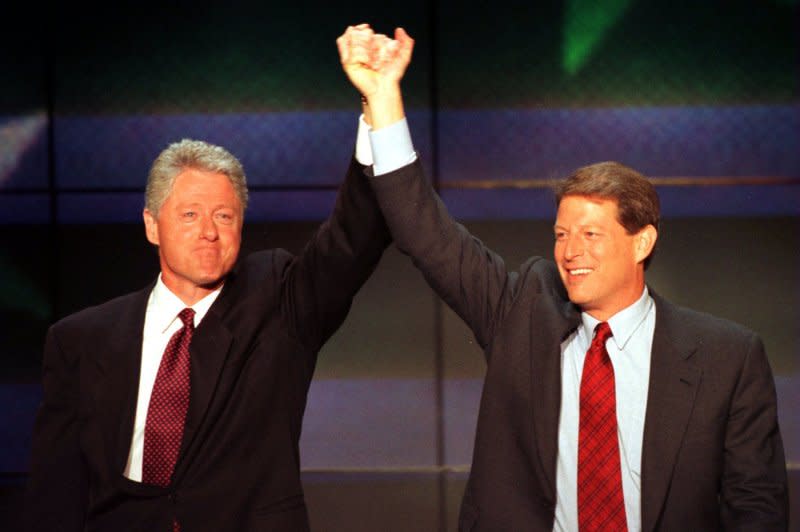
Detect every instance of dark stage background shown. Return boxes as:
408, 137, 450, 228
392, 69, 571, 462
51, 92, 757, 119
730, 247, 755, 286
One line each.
1, 1, 798, 530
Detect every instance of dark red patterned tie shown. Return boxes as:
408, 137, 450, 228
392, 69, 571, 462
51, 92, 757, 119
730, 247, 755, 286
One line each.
578, 322, 627, 531
143, 308, 195, 487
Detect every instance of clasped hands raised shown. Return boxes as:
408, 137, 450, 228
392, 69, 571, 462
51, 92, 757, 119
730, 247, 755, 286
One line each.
337, 23, 414, 128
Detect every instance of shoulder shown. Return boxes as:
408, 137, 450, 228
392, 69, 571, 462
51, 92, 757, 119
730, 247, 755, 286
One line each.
233, 249, 294, 284
521, 256, 559, 281
653, 292, 763, 359
519, 256, 569, 302
656, 294, 757, 340
213, 249, 296, 307
651, 294, 777, 404
48, 285, 152, 347
53, 287, 149, 331
503, 257, 577, 326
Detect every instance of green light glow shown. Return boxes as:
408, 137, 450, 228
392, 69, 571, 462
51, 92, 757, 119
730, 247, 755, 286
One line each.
563, 0, 634, 75
0, 256, 49, 320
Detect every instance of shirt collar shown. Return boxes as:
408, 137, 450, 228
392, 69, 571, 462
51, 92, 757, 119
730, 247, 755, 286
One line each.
579, 287, 653, 350
146, 275, 223, 334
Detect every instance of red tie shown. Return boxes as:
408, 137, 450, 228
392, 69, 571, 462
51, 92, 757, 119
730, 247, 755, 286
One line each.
578, 322, 627, 531
143, 308, 195, 487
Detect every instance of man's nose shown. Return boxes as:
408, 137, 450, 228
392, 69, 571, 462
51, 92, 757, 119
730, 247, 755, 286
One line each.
200, 216, 219, 240
564, 235, 583, 259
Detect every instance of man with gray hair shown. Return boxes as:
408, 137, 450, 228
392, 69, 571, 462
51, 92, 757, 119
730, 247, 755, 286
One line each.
25, 137, 390, 531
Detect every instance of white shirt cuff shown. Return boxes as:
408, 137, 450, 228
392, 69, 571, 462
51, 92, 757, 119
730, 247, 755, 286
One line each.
369, 118, 417, 176
354, 114, 373, 166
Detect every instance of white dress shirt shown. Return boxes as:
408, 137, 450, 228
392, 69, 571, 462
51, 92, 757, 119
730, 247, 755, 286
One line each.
362, 116, 657, 530
123, 276, 221, 481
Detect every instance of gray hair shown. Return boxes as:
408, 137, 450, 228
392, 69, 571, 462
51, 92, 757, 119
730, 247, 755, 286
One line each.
145, 139, 249, 216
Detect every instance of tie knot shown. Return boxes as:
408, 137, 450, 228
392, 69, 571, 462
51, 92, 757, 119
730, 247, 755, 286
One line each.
178, 308, 195, 329
594, 321, 613, 344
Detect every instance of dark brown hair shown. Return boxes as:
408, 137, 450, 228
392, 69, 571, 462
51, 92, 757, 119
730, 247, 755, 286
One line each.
554, 161, 660, 268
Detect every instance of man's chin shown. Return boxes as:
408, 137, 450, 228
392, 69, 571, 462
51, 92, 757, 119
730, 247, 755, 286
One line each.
195, 273, 227, 290
193, 263, 234, 288
189, 269, 227, 289
564, 287, 590, 307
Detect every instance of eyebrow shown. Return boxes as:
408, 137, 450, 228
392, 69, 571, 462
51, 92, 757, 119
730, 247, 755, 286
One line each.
553, 223, 602, 230
176, 202, 238, 210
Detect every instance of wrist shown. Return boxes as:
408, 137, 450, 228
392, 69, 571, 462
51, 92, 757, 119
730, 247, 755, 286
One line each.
360, 95, 372, 127
364, 85, 405, 130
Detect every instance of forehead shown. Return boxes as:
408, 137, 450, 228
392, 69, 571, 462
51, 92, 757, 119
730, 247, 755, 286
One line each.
556, 194, 620, 222
168, 168, 240, 205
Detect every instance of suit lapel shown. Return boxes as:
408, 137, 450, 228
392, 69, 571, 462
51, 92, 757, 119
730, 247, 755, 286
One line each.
530, 296, 580, 502
640, 293, 702, 532
105, 275, 238, 488
92, 285, 153, 474
172, 280, 235, 481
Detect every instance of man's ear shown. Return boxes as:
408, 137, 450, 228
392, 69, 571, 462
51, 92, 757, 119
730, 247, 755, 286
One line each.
143, 208, 159, 246
635, 224, 658, 264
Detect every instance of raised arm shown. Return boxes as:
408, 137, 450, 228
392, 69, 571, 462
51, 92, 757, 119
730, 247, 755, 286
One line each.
280, 137, 392, 354
336, 25, 528, 350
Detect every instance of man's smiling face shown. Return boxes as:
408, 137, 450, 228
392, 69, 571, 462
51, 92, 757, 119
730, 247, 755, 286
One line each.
553, 194, 648, 321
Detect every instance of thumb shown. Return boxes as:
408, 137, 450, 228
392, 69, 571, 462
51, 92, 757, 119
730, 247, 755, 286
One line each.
394, 27, 415, 60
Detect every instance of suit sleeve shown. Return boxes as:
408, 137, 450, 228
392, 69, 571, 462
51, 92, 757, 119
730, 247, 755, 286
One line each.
719, 332, 789, 530
369, 159, 517, 352
282, 156, 392, 352
24, 325, 88, 532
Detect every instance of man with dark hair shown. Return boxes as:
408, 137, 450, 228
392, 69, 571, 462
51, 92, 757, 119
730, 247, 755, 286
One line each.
337, 24, 788, 531
25, 137, 390, 531
555, 161, 661, 269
